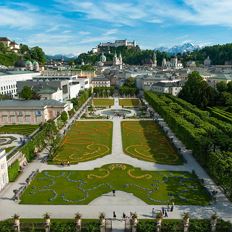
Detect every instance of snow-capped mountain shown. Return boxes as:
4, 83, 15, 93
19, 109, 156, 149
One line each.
155, 43, 201, 54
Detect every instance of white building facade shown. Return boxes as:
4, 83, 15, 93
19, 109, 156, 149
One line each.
0, 71, 40, 97
0, 100, 72, 125
0, 149, 9, 192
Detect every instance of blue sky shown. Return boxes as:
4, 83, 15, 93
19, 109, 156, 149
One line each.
1, 0, 232, 55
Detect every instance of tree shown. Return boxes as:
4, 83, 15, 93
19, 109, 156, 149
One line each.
19, 86, 40, 100
216, 81, 228, 93
30, 46, 46, 65
60, 111, 68, 123
124, 77, 136, 88
49, 135, 61, 159
20, 86, 33, 100
227, 81, 232, 93
178, 71, 215, 108
222, 92, 232, 106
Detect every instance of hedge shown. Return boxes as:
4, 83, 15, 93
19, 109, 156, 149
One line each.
8, 160, 20, 182
144, 91, 232, 199
137, 219, 232, 232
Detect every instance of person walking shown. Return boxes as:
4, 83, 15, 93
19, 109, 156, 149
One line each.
167, 203, 170, 211
152, 208, 155, 217
162, 207, 165, 215
113, 211, 116, 219
172, 202, 175, 211
112, 190, 116, 196
164, 210, 168, 217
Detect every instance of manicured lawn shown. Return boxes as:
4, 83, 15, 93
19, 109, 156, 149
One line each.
119, 98, 141, 107
20, 164, 211, 205
5, 146, 15, 153
92, 98, 114, 107
52, 121, 113, 164
121, 121, 182, 164
0, 125, 39, 135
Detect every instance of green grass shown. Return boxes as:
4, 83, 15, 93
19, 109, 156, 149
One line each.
52, 121, 113, 164
121, 121, 182, 165
5, 146, 15, 153
8, 160, 20, 182
119, 98, 141, 107
0, 125, 39, 135
20, 164, 211, 205
92, 98, 114, 107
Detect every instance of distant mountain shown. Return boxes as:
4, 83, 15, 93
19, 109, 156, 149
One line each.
46, 54, 77, 61
155, 43, 201, 54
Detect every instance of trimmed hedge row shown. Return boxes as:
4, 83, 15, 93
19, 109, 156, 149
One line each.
145, 91, 232, 198
208, 107, 232, 124
8, 160, 20, 182
137, 219, 232, 232
0, 220, 100, 232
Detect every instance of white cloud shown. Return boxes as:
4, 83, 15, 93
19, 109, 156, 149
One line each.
0, 7, 36, 28
55, 0, 232, 28
79, 35, 116, 44
105, 29, 118, 35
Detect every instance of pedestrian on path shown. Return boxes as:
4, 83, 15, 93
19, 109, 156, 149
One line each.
162, 207, 165, 215
113, 211, 116, 219
112, 190, 116, 196
152, 208, 155, 217
171, 202, 174, 212
164, 210, 168, 217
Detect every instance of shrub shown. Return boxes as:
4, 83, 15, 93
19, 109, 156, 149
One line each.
8, 160, 20, 182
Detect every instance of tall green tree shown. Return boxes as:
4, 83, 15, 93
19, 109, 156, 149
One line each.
20, 86, 33, 100
30, 46, 46, 64
179, 71, 215, 108
216, 81, 228, 93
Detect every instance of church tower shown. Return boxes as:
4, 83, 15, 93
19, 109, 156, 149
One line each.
153, 52, 157, 67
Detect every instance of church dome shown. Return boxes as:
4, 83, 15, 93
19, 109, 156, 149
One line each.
25, 60, 33, 66
15, 59, 25, 68
25, 60, 33, 71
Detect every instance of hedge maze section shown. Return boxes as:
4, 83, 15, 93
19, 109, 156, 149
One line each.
52, 121, 113, 164
121, 121, 182, 165
20, 164, 211, 205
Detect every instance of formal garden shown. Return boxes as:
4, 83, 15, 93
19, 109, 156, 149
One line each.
92, 98, 114, 108
119, 98, 141, 107
20, 163, 210, 205
0, 124, 39, 135
121, 121, 182, 164
52, 121, 113, 164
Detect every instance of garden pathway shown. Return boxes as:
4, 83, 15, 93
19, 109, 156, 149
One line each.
0, 98, 232, 223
